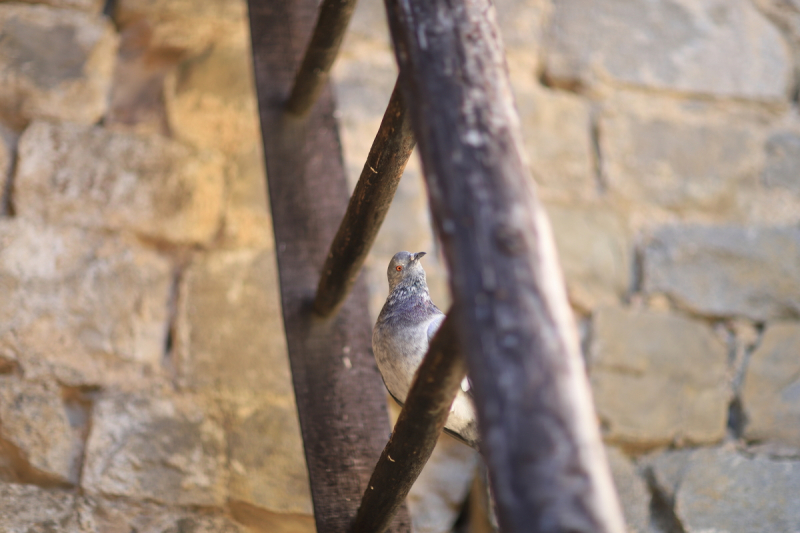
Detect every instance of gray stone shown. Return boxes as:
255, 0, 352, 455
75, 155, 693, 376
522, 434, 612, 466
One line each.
762, 130, 800, 195
0, 483, 91, 532
645, 447, 800, 533
0, 4, 118, 127
0, 378, 74, 484
544, 0, 791, 100
82, 391, 228, 506
599, 98, 763, 217
643, 225, 800, 321
0, 219, 172, 387
546, 204, 630, 312
590, 307, 729, 448
15, 120, 226, 245
604, 447, 649, 533
90, 498, 248, 533
742, 322, 800, 448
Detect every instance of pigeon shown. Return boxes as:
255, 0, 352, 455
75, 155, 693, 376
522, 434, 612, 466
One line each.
372, 251, 479, 448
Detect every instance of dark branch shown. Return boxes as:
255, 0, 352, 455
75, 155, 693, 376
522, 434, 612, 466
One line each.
383, 0, 626, 532
314, 79, 415, 317
285, 0, 358, 116
352, 313, 465, 533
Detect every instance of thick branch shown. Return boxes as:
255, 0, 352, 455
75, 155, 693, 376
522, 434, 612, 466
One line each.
383, 0, 626, 532
314, 79, 415, 317
285, 0, 358, 116
352, 313, 465, 533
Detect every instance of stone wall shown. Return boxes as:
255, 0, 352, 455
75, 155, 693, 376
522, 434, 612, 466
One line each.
0, 0, 798, 532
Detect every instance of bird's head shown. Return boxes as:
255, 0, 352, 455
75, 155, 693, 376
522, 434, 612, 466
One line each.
387, 251, 427, 291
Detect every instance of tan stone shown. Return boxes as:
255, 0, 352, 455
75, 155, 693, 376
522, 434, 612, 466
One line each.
742, 322, 800, 447
15, 120, 226, 245
544, 0, 792, 100
10, 0, 105, 12
0, 4, 118, 127
546, 204, 630, 311
0, 219, 172, 387
590, 307, 729, 448
0, 378, 74, 483
604, 447, 649, 533
90, 497, 248, 533
115, 0, 246, 56
599, 94, 766, 220
164, 28, 260, 157
515, 83, 597, 202
643, 225, 800, 321
82, 391, 227, 506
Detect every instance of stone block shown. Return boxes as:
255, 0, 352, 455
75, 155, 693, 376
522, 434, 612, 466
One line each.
82, 391, 227, 506
643, 225, 800, 321
114, 0, 245, 56
0, 4, 118, 127
742, 322, 800, 447
0, 378, 74, 484
15, 120, 225, 245
590, 307, 729, 448
228, 401, 313, 516
164, 29, 260, 157
544, 0, 791, 100
0, 219, 172, 387
604, 447, 649, 533
546, 204, 630, 311
645, 447, 800, 533
598, 96, 763, 217
90, 498, 248, 533
763, 130, 800, 195
176, 249, 291, 400
516, 85, 596, 202
9, 0, 104, 12
0, 483, 91, 532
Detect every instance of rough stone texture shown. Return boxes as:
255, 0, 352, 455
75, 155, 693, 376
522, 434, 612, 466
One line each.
604, 447, 649, 533
544, 0, 792, 100
0, 219, 172, 387
114, 0, 246, 57
644, 225, 800, 321
742, 322, 800, 448
0, 482, 90, 532
515, 84, 597, 202
15, 120, 226, 245
0, 4, 118, 127
599, 94, 765, 219
546, 204, 630, 312
91, 498, 249, 533
763, 129, 800, 195
177, 248, 313, 516
590, 307, 729, 448
0, 378, 74, 484
82, 391, 227, 506
9, 0, 104, 13
645, 446, 800, 533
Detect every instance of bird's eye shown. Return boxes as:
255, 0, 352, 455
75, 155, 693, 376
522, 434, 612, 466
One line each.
396, 265, 403, 271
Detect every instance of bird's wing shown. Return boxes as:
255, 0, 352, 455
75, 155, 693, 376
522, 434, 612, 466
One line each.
426, 313, 446, 344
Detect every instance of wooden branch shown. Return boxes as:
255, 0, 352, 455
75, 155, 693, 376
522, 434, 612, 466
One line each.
314, 79, 415, 317
285, 0, 358, 116
383, 1, 626, 532
247, 2, 410, 532
352, 313, 465, 533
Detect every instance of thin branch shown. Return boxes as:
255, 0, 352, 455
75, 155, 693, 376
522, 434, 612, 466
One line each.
285, 0, 359, 116
314, 79, 415, 317
352, 313, 465, 533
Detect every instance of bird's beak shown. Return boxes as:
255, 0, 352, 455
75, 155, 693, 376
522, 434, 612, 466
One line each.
412, 251, 426, 262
